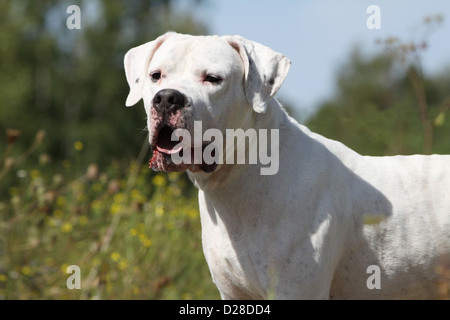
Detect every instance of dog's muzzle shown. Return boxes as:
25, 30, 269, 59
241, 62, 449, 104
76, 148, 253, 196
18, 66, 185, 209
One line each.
148, 89, 217, 173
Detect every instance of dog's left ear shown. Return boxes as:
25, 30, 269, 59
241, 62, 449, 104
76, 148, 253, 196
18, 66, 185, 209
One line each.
223, 36, 291, 113
124, 32, 175, 107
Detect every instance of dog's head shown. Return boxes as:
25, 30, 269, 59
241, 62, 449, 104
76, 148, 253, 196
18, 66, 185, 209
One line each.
124, 32, 290, 173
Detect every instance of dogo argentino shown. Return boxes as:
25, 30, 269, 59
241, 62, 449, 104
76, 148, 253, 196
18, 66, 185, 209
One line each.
124, 32, 450, 299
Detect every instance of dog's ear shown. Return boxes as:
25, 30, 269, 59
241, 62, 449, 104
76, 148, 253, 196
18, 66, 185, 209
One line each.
223, 36, 291, 113
124, 32, 175, 107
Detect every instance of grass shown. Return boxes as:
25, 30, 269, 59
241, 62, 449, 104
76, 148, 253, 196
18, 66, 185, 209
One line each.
0, 130, 220, 299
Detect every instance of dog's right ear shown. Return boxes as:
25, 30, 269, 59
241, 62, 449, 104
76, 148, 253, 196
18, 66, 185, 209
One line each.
124, 32, 175, 107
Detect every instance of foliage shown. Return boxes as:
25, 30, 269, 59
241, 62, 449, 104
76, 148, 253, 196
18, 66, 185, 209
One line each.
306, 48, 450, 156
0, 135, 219, 299
0, 0, 219, 300
0, 0, 207, 166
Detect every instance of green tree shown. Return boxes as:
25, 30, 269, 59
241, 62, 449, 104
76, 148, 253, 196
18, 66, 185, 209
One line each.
306, 48, 450, 156
0, 0, 207, 166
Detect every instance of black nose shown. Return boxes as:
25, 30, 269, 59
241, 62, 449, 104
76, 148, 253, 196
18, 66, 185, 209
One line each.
152, 89, 186, 113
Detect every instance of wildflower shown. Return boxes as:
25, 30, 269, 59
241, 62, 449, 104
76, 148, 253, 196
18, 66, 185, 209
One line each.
91, 200, 104, 212
187, 208, 198, 220
110, 203, 121, 215
60, 263, 70, 274
139, 235, 152, 248
129, 228, 137, 236
113, 193, 124, 203
132, 286, 140, 295
56, 196, 66, 207
21, 266, 32, 276
118, 259, 128, 271
74, 141, 84, 151
61, 222, 73, 233
53, 209, 63, 219
30, 169, 40, 179
110, 252, 120, 262
130, 189, 142, 200
152, 174, 166, 187
155, 204, 164, 217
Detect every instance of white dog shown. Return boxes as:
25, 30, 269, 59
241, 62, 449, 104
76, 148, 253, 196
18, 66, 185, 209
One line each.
124, 32, 450, 299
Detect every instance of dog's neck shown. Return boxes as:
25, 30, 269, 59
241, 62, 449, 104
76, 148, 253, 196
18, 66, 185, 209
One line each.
188, 98, 288, 191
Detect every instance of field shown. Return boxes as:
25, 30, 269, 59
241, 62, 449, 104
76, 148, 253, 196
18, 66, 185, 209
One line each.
0, 132, 220, 299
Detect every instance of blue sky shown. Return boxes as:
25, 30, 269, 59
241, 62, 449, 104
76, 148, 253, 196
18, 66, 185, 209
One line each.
179, 0, 450, 119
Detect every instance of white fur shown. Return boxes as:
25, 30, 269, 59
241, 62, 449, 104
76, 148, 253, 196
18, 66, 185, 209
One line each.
124, 32, 450, 299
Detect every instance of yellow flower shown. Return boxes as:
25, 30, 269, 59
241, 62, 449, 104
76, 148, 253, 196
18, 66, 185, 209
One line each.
130, 189, 144, 202
60, 263, 70, 274
129, 228, 137, 236
53, 209, 63, 219
21, 266, 32, 276
113, 193, 124, 203
110, 252, 120, 262
155, 204, 164, 217
139, 234, 152, 247
142, 238, 152, 248
74, 141, 84, 151
132, 285, 140, 295
30, 169, 40, 179
152, 174, 166, 187
110, 203, 121, 215
187, 208, 198, 220
118, 259, 128, 271
168, 172, 181, 182
46, 217, 57, 227
0, 274, 6, 282
91, 200, 103, 211
56, 196, 66, 207
61, 222, 73, 233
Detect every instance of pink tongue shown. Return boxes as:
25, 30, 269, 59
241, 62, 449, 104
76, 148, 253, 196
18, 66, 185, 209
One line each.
156, 144, 183, 155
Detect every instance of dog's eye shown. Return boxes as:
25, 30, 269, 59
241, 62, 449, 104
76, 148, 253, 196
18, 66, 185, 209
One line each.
150, 71, 161, 82
204, 75, 222, 84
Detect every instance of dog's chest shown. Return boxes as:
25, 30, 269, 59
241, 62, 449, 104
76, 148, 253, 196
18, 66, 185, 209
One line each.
199, 196, 267, 299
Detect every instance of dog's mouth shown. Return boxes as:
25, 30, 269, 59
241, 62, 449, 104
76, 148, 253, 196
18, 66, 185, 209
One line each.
149, 125, 217, 173
155, 125, 183, 155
